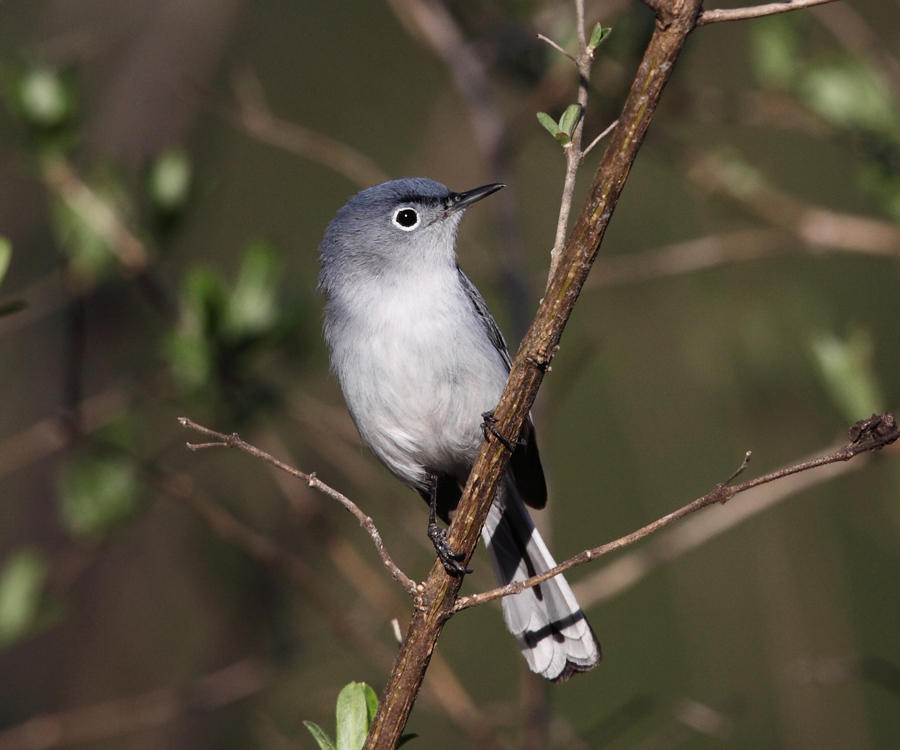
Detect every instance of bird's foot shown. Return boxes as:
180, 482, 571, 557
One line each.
481, 410, 523, 452
427, 521, 472, 576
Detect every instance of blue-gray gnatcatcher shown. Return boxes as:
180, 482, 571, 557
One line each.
318, 177, 600, 681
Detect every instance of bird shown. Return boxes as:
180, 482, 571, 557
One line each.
317, 177, 600, 681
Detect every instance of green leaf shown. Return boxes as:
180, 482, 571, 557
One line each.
710, 152, 766, 198
536, 112, 571, 145
537, 111, 559, 137
558, 104, 582, 137
303, 721, 337, 750
336, 681, 371, 750
810, 330, 884, 422
224, 243, 280, 337
166, 331, 212, 389
58, 456, 139, 539
587, 23, 612, 52
17, 68, 70, 128
148, 148, 191, 213
800, 63, 896, 134
51, 194, 114, 282
0, 236, 11, 286
0, 548, 48, 648
363, 683, 378, 725
750, 17, 799, 90
185, 268, 227, 327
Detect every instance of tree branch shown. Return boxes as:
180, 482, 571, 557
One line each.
574, 430, 890, 609
40, 156, 151, 274
202, 68, 389, 189
697, 0, 840, 26
455, 413, 898, 611
177, 417, 418, 596
363, 2, 705, 747
685, 150, 900, 256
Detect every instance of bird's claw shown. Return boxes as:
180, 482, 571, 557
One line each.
427, 523, 472, 576
481, 410, 523, 452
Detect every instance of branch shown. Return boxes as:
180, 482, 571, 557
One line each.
40, 156, 151, 274
386, 0, 538, 337
164, 458, 512, 749
455, 413, 898, 611
686, 151, 900, 256
177, 417, 417, 596
202, 69, 388, 189
573, 430, 889, 608
697, 0, 840, 26
386, 0, 504, 156
364, 2, 706, 747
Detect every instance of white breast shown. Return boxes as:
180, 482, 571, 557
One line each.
327, 266, 509, 489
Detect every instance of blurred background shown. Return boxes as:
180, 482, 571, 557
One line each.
0, 0, 898, 748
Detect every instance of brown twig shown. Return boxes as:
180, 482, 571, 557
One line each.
574, 431, 895, 609
249, 428, 510, 749
159, 465, 406, 669
177, 417, 417, 595
40, 156, 150, 274
686, 151, 900, 256
206, 69, 388, 189
582, 118, 619, 158
589, 228, 787, 286
386, 0, 504, 157
536, 33, 576, 64
174, 428, 511, 747
455, 414, 898, 612
385, 0, 538, 336
697, 0, 840, 26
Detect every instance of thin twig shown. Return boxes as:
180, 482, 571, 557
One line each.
454, 414, 898, 612
249, 427, 510, 749
588, 228, 786, 286
574, 434, 891, 609
387, 0, 537, 338
41, 156, 150, 274
177, 417, 417, 595
582, 118, 618, 158
537, 33, 576, 63
697, 0, 840, 26
164, 458, 509, 748
386, 0, 504, 157
686, 151, 900, 256
200, 69, 388, 189
547, 0, 593, 282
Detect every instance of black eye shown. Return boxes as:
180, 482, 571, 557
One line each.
392, 207, 419, 230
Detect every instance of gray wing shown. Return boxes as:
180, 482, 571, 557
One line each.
457, 266, 512, 371
457, 267, 547, 509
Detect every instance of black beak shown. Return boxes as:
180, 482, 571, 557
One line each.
446, 183, 505, 213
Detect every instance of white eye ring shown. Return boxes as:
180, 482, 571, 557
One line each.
392, 207, 420, 231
